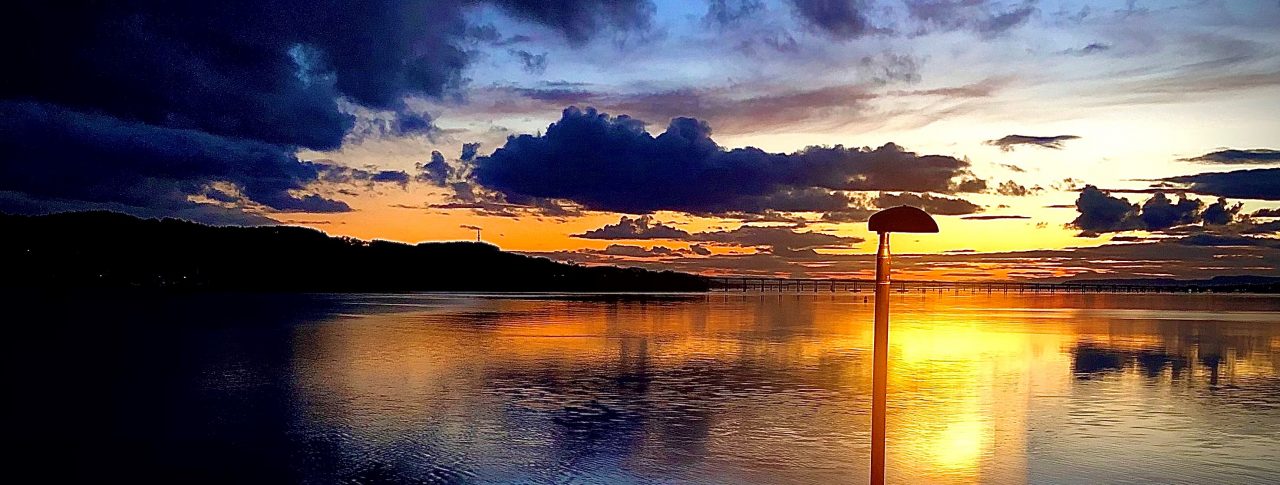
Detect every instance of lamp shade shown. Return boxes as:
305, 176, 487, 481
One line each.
867, 205, 939, 233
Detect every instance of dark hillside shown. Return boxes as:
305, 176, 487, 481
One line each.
0, 211, 710, 292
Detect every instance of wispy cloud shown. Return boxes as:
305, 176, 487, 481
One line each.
986, 134, 1081, 151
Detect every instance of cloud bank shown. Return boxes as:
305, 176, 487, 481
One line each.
0, 1, 654, 222
1182, 149, 1280, 165
1162, 168, 1280, 201
473, 107, 985, 214
1069, 186, 1245, 235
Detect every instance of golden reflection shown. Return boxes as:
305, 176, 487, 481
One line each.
288, 293, 1280, 484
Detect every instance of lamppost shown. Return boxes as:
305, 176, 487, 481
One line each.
867, 206, 938, 485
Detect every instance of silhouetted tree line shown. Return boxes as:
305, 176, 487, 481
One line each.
0, 211, 710, 292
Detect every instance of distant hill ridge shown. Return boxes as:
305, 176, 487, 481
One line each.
0, 211, 710, 292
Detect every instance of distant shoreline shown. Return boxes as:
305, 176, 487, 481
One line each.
4, 211, 1276, 294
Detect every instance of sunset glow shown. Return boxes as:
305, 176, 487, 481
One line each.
3, 1, 1276, 282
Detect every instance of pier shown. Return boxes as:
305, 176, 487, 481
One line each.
707, 277, 1252, 294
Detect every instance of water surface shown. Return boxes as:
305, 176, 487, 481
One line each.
11, 292, 1279, 483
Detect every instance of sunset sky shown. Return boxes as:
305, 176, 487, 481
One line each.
2, 0, 1278, 280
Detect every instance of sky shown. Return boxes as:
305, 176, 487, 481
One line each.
2, 0, 1278, 281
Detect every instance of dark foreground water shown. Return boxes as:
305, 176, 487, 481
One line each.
8, 292, 1279, 484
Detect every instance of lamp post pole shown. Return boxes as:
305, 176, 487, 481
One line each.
866, 206, 937, 485
871, 231, 891, 485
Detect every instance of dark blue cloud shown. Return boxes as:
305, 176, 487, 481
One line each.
788, 0, 883, 39
0, 0, 652, 221
1070, 186, 1246, 235
1163, 168, 1280, 201
417, 151, 454, 186
1201, 198, 1243, 225
0, 1, 475, 150
1182, 149, 1280, 165
370, 171, 412, 185
461, 143, 483, 162
1139, 193, 1202, 230
473, 107, 985, 214
1071, 186, 1141, 234
0, 101, 349, 213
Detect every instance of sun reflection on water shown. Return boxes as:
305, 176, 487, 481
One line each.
283, 293, 1280, 484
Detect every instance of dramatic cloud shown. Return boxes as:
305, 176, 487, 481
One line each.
1181, 149, 1280, 165
1201, 198, 1243, 225
0, 102, 351, 214
875, 192, 982, 215
788, 0, 882, 39
986, 134, 1081, 151
1070, 186, 1245, 235
573, 215, 692, 239
1070, 186, 1141, 234
460, 143, 483, 162
417, 151, 453, 186
1162, 168, 1280, 201
1138, 193, 1202, 230
0, 1, 652, 221
473, 107, 985, 214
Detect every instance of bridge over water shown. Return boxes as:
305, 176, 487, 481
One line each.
708, 277, 1232, 294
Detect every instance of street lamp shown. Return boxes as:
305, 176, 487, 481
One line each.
867, 205, 938, 485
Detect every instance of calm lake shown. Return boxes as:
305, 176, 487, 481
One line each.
11, 292, 1280, 484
